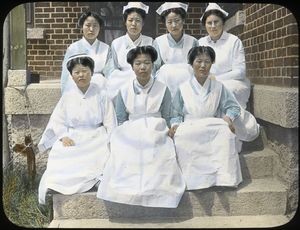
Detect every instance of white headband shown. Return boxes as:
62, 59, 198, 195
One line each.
123, 2, 149, 14
67, 53, 92, 63
200, 3, 229, 21
156, 2, 188, 15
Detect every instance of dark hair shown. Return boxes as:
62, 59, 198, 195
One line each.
123, 8, 146, 22
160, 8, 186, 23
201, 10, 227, 26
67, 55, 95, 75
78, 11, 104, 28
188, 46, 216, 65
127, 46, 158, 66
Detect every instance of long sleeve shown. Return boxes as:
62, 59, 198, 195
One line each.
101, 47, 113, 77
219, 85, 241, 121
215, 39, 246, 81
104, 45, 120, 78
102, 94, 118, 135
49, 98, 69, 139
115, 91, 129, 125
152, 39, 163, 73
38, 97, 68, 152
170, 89, 185, 127
159, 87, 172, 128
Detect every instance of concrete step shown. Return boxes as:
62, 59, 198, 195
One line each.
241, 125, 267, 152
52, 178, 287, 220
48, 215, 290, 228
240, 147, 276, 179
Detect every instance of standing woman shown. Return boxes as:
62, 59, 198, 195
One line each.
97, 46, 185, 208
198, 3, 250, 109
60, 11, 110, 93
105, 2, 153, 101
153, 2, 198, 98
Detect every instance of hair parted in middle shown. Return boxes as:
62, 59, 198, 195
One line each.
67, 55, 95, 75
127, 46, 158, 66
78, 11, 104, 28
187, 46, 216, 65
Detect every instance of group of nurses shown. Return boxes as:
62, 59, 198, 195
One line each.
38, 2, 258, 208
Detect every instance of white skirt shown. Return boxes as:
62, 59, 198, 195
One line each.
155, 64, 193, 98
97, 117, 186, 208
38, 126, 110, 204
174, 117, 242, 190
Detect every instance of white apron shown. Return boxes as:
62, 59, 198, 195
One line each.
38, 126, 110, 204
106, 35, 153, 100
155, 34, 194, 97
174, 79, 242, 190
97, 80, 185, 208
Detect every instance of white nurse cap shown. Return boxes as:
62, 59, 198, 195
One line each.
156, 2, 188, 15
67, 53, 91, 62
123, 2, 149, 14
200, 3, 229, 21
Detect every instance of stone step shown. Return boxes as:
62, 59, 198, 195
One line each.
240, 147, 276, 179
52, 178, 287, 220
241, 125, 267, 152
48, 215, 290, 228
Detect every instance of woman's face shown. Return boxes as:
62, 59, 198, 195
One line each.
82, 16, 100, 43
132, 53, 153, 86
125, 12, 143, 38
192, 53, 213, 79
71, 64, 92, 92
205, 14, 224, 41
165, 12, 184, 38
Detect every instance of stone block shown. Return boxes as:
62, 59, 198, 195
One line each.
4, 83, 61, 114
27, 28, 45, 39
7, 69, 29, 87
52, 178, 287, 219
253, 85, 298, 128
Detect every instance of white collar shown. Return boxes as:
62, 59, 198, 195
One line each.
133, 77, 154, 94
125, 33, 143, 48
191, 75, 211, 95
167, 33, 184, 45
207, 31, 228, 43
82, 36, 99, 48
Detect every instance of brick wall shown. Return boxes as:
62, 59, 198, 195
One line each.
27, 3, 299, 87
241, 3, 298, 87
27, 2, 89, 80
27, 2, 207, 80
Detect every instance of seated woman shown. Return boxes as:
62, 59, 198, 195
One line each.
153, 2, 198, 98
60, 11, 110, 94
97, 46, 185, 208
38, 54, 117, 204
105, 2, 153, 102
168, 46, 259, 190
198, 3, 251, 109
